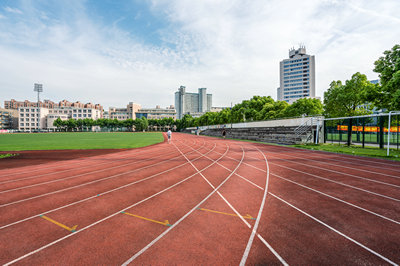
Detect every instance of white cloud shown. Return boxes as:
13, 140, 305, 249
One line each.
0, 0, 400, 110
4, 6, 22, 14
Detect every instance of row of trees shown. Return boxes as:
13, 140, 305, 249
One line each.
53, 117, 175, 132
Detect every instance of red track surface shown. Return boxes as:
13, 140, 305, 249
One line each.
0, 133, 399, 265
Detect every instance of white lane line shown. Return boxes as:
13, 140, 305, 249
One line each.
267, 145, 400, 171
275, 151, 400, 178
265, 152, 400, 187
240, 146, 273, 266
0, 143, 207, 208
121, 144, 242, 265
0, 143, 200, 194
3, 143, 229, 266
0, 144, 165, 178
269, 161, 400, 202
0, 145, 174, 185
179, 141, 265, 191
0, 143, 215, 229
271, 173, 400, 225
214, 151, 400, 225
176, 141, 287, 265
269, 192, 398, 266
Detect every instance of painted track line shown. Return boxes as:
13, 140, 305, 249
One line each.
275, 150, 400, 178
0, 144, 169, 178
269, 192, 398, 266
179, 140, 286, 264
0, 145, 173, 185
121, 144, 243, 265
268, 161, 400, 202
3, 141, 230, 265
179, 141, 265, 190
240, 146, 272, 266
266, 152, 400, 187
0, 142, 209, 208
273, 146, 400, 171
0, 142, 216, 229
214, 150, 400, 225
0, 143, 198, 194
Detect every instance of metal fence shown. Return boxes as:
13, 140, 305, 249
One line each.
324, 112, 400, 151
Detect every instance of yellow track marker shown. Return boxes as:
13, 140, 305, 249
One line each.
197, 207, 256, 220
121, 211, 172, 227
40, 215, 78, 232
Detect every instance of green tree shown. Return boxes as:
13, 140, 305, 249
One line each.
324, 72, 374, 146
283, 98, 323, 117
373, 44, 400, 110
53, 118, 63, 131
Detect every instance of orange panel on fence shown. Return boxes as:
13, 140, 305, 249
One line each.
336, 125, 400, 132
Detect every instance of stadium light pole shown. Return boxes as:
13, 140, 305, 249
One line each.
34, 83, 43, 107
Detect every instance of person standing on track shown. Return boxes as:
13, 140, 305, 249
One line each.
222, 129, 226, 139
167, 129, 172, 143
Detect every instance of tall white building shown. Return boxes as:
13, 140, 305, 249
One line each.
175, 86, 212, 119
277, 46, 315, 103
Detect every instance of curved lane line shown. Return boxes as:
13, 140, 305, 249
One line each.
121, 143, 241, 265
0, 145, 173, 185
3, 142, 230, 265
0, 143, 169, 178
269, 192, 398, 266
266, 152, 400, 187
220, 151, 400, 225
0, 140, 206, 193
0, 142, 215, 229
0, 142, 208, 208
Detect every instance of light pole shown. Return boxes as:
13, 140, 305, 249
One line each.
34, 83, 43, 107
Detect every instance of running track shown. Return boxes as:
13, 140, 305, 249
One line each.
0, 133, 399, 265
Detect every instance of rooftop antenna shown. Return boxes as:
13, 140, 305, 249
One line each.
34, 83, 43, 107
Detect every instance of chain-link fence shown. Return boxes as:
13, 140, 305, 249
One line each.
324, 112, 400, 149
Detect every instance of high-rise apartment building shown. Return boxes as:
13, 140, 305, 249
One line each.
175, 86, 212, 119
277, 46, 315, 103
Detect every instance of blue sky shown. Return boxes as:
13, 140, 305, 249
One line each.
0, 0, 400, 109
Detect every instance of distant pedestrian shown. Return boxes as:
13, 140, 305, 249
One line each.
222, 129, 226, 139
167, 129, 172, 143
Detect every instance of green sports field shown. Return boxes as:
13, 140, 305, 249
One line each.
0, 132, 164, 151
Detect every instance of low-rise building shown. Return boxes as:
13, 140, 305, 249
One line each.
135, 106, 176, 120
18, 107, 49, 132
0, 108, 19, 129
109, 102, 141, 120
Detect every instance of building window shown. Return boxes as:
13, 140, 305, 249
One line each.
20, 123, 24, 126
73, 114, 77, 117
78, 114, 81, 117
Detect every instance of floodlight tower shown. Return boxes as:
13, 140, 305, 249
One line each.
34, 83, 43, 107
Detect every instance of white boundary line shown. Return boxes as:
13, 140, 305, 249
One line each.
277, 150, 400, 177
267, 145, 400, 170
0, 142, 208, 208
0, 142, 170, 178
265, 152, 400, 187
0, 140, 207, 194
172, 140, 286, 265
0, 145, 173, 185
3, 142, 230, 265
268, 161, 400, 202
0, 142, 216, 229
269, 192, 398, 266
213, 150, 400, 225
121, 144, 242, 265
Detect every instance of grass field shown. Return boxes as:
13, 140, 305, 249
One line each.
291, 143, 400, 161
0, 132, 164, 151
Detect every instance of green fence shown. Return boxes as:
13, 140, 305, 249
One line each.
324, 113, 400, 149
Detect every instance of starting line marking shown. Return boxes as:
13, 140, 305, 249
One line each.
40, 215, 77, 232
197, 207, 256, 220
121, 212, 172, 227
